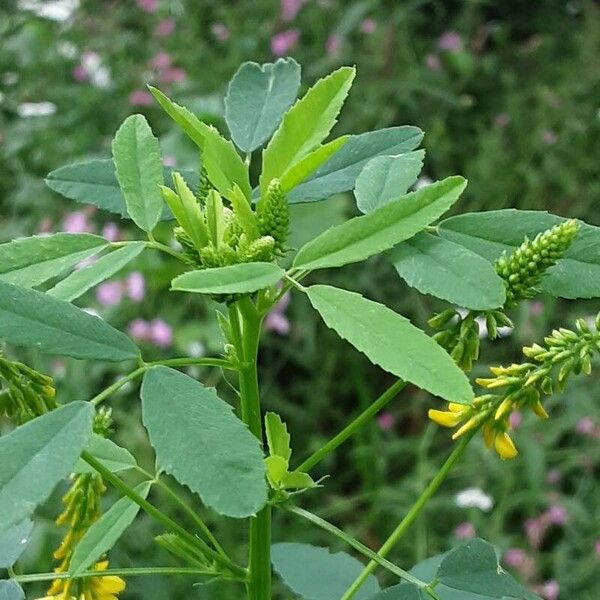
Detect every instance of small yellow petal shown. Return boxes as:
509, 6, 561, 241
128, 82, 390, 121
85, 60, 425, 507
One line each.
494, 397, 513, 421
448, 403, 466, 413
483, 424, 495, 449
494, 432, 518, 460
531, 399, 549, 419
452, 415, 481, 439
97, 576, 126, 594
428, 409, 462, 428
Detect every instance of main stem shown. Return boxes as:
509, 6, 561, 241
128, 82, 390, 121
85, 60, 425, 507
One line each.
341, 431, 476, 600
234, 298, 271, 600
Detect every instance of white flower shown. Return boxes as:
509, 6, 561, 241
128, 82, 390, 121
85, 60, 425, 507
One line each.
18, 0, 79, 21
57, 41, 78, 59
81, 51, 112, 89
17, 102, 57, 117
455, 487, 494, 512
187, 342, 206, 358
414, 175, 433, 190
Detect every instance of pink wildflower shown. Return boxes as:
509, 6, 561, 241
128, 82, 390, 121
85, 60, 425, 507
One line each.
155, 18, 175, 37
281, 0, 304, 22
125, 272, 145, 302
72, 64, 88, 81
128, 90, 154, 106
150, 318, 173, 348
360, 18, 376, 34
454, 522, 476, 540
437, 31, 463, 52
575, 416, 595, 435
128, 319, 151, 342
547, 504, 568, 525
271, 29, 300, 56
325, 34, 341, 58
96, 281, 123, 307
159, 67, 186, 84
63, 211, 93, 234
102, 222, 120, 242
376, 411, 395, 431
136, 0, 158, 13
538, 580, 560, 600
151, 51, 172, 70
264, 292, 290, 335
211, 23, 230, 42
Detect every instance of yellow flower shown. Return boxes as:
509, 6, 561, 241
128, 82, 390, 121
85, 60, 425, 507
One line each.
38, 562, 125, 600
494, 431, 518, 460
428, 409, 463, 428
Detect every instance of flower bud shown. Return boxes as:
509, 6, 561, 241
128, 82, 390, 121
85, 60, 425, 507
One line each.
495, 219, 579, 306
257, 179, 289, 253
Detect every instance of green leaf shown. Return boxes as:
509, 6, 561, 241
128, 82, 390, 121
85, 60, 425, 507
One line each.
225, 58, 301, 152
0, 233, 108, 289
260, 66, 356, 194
280, 136, 349, 193
48, 243, 145, 302
112, 114, 164, 232
45, 159, 197, 218
437, 539, 529, 599
229, 183, 259, 238
438, 209, 600, 300
171, 263, 284, 295
75, 434, 137, 475
0, 581, 24, 600
282, 470, 316, 489
390, 233, 506, 310
0, 520, 34, 568
0, 280, 139, 361
367, 584, 428, 599
408, 553, 488, 600
162, 173, 209, 248
265, 412, 292, 461
149, 86, 251, 200
70, 481, 152, 575
294, 177, 467, 271
141, 367, 267, 518
306, 285, 473, 404
0, 402, 94, 535
287, 126, 423, 203
355, 150, 425, 214
149, 85, 207, 147
265, 455, 289, 488
272, 542, 380, 600
201, 124, 252, 201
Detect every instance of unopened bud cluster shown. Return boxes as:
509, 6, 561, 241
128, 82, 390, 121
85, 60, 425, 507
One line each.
429, 309, 512, 372
495, 219, 579, 306
163, 173, 289, 271
429, 312, 600, 459
0, 354, 57, 424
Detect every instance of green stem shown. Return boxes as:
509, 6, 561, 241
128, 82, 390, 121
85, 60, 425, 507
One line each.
14, 567, 223, 584
90, 367, 146, 406
112, 239, 187, 263
234, 298, 271, 600
89, 357, 235, 406
284, 505, 427, 588
136, 466, 228, 560
296, 379, 407, 473
340, 432, 476, 600
82, 452, 246, 580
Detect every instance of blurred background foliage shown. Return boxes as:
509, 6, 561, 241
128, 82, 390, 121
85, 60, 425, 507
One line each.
0, 1, 599, 599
